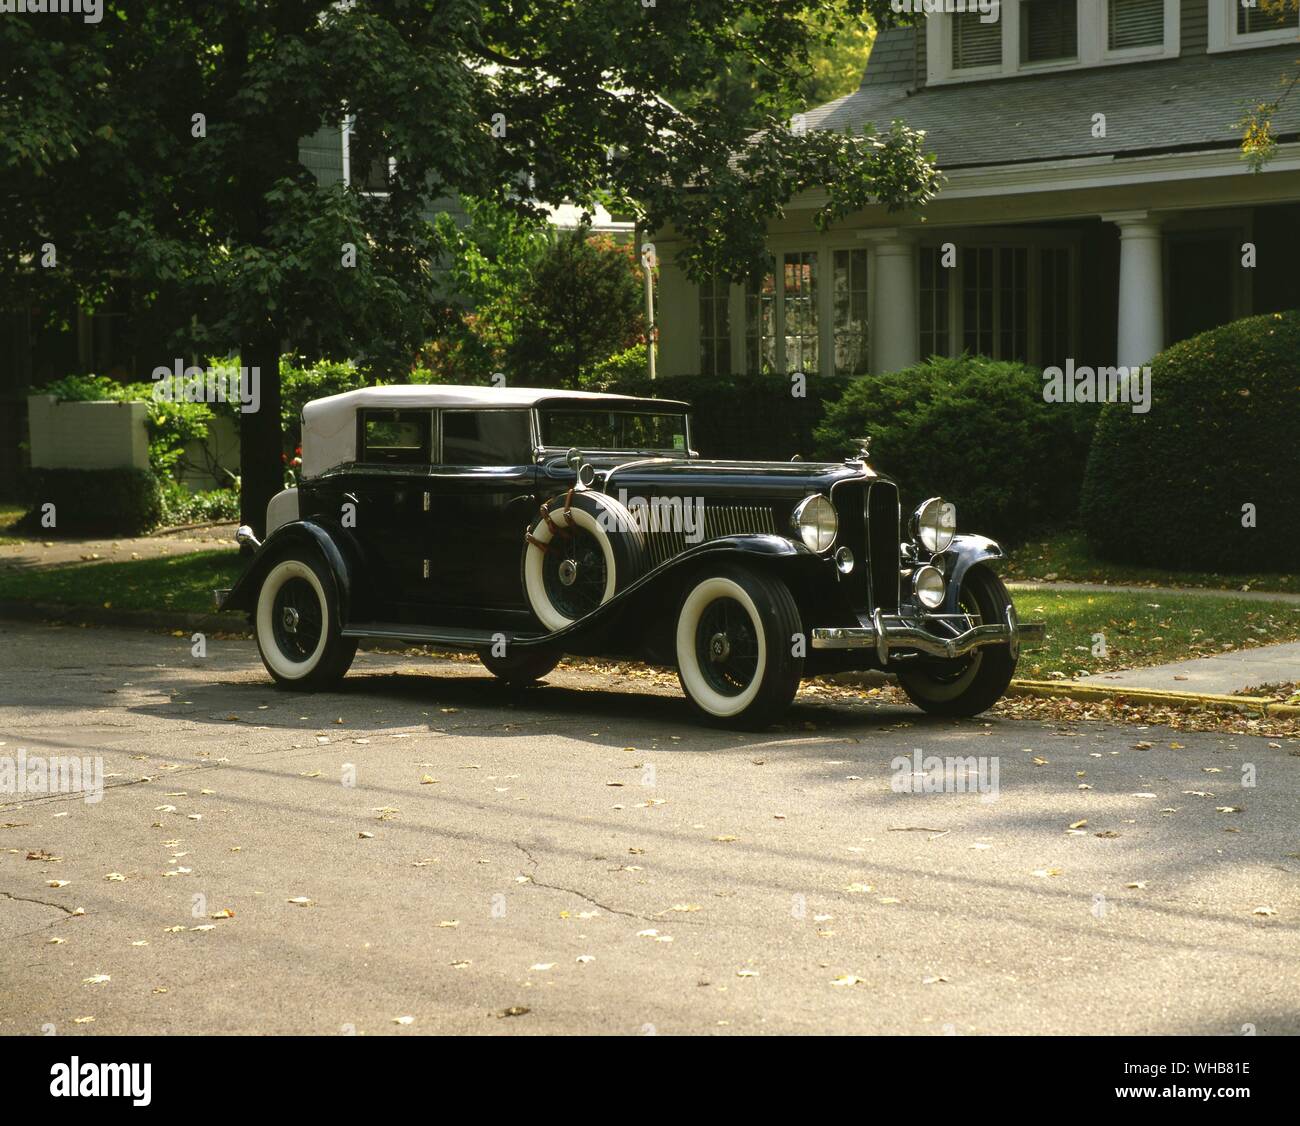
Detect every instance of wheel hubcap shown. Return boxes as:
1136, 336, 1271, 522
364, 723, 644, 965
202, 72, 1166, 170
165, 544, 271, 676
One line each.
558, 558, 578, 587
281, 606, 300, 634
709, 632, 731, 663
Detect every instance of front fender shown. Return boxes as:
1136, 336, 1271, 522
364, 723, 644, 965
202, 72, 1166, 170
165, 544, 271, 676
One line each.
219, 519, 362, 621
511, 534, 814, 650
939, 534, 1004, 614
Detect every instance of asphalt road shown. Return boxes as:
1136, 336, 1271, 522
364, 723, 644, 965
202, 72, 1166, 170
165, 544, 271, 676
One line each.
1, 620, 1296, 1036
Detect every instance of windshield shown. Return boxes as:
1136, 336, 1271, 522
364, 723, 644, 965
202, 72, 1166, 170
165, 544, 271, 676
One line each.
540, 409, 689, 453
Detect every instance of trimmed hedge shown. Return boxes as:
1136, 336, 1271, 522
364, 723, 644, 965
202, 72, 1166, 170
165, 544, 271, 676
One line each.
596, 364, 847, 461
814, 356, 1094, 543
1080, 311, 1300, 571
22, 468, 162, 536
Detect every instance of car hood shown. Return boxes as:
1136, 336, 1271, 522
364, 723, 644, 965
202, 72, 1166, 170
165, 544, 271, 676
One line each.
595, 456, 880, 495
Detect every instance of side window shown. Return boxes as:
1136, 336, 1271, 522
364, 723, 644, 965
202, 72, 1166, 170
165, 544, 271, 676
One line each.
440, 410, 533, 466
360, 410, 431, 464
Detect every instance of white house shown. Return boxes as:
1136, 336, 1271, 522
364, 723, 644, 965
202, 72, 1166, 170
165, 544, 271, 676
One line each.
653, 0, 1300, 380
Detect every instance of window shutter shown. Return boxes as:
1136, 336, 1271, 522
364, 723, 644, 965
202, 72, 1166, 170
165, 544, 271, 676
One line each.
952, 13, 1002, 69
1109, 0, 1165, 50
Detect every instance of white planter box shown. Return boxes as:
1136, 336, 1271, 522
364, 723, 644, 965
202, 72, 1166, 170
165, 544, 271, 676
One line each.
27, 394, 150, 471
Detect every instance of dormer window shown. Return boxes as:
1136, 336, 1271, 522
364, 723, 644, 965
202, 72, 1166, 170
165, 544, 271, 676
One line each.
1108, 0, 1165, 50
1022, 0, 1079, 64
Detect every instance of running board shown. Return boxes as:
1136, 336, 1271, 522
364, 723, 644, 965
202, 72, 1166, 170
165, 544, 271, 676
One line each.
341, 623, 545, 648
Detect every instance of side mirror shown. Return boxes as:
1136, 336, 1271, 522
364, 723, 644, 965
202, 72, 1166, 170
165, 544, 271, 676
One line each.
235, 525, 262, 551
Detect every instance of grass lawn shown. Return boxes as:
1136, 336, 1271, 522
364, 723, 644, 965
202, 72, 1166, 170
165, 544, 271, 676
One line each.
0, 549, 245, 614
1004, 530, 1295, 594
1012, 588, 1300, 680
0, 503, 24, 546
1, 549, 1298, 682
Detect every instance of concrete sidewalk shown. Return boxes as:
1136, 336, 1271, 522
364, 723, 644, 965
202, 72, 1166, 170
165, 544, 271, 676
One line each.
1077, 640, 1300, 697
0, 521, 236, 573
1007, 580, 1300, 605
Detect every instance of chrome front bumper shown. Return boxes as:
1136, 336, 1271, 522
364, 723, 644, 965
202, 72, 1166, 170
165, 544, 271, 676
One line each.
811, 605, 1046, 664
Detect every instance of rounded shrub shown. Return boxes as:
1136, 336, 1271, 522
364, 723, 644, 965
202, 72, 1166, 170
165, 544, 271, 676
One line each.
814, 355, 1094, 543
1079, 310, 1299, 571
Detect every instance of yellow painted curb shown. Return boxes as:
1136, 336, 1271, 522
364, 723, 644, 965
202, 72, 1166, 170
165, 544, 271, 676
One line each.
1007, 679, 1278, 714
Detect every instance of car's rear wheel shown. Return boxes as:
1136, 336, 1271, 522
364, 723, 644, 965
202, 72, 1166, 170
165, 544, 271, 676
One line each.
477, 645, 561, 686
523, 490, 647, 632
254, 553, 357, 690
897, 565, 1017, 717
675, 566, 804, 730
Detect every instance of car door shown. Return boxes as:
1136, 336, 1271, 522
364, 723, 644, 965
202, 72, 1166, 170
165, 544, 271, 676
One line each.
343, 408, 433, 614
425, 407, 539, 615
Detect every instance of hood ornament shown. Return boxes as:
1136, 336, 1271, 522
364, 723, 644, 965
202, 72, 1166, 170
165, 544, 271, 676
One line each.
851, 435, 871, 460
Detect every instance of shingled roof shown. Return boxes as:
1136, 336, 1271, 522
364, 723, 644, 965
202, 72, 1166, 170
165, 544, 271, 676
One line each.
806, 27, 1300, 169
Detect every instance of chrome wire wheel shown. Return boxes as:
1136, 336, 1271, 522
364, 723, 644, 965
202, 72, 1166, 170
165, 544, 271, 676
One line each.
270, 576, 324, 663
693, 596, 760, 698
541, 524, 609, 621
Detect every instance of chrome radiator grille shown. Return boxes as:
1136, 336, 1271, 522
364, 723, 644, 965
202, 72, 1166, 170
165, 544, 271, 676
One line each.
633, 500, 777, 569
866, 481, 901, 613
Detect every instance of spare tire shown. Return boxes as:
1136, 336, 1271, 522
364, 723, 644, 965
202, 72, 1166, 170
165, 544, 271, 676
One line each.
522, 489, 647, 631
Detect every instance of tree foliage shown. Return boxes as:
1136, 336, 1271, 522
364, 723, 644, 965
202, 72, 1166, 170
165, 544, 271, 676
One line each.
1, 1, 938, 530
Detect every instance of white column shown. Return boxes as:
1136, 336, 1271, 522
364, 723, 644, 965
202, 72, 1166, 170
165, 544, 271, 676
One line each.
862, 229, 918, 373
1105, 211, 1165, 368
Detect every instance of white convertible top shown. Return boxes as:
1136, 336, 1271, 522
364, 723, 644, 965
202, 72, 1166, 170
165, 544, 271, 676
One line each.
300, 384, 680, 477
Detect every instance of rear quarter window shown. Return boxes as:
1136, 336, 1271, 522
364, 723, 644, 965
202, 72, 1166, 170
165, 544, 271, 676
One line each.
359, 410, 432, 464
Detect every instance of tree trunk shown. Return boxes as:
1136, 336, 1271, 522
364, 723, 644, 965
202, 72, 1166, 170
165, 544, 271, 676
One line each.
238, 326, 282, 540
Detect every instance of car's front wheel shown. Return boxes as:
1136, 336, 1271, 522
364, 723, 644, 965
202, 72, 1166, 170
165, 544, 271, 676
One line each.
896, 565, 1017, 717
254, 553, 357, 690
675, 566, 804, 730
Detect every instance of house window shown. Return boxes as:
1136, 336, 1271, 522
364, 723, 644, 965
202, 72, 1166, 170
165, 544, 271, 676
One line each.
784, 252, 819, 374
1039, 247, 1072, 372
1108, 0, 1164, 49
744, 270, 777, 375
699, 279, 731, 376
1239, 1, 1299, 35
343, 117, 392, 194
962, 247, 1029, 363
952, 12, 1003, 69
918, 247, 951, 361
832, 249, 869, 376
1021, 0, 1079, 63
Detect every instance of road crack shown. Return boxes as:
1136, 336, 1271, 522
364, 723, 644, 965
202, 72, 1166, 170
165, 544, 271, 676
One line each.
514, 842, 653, 921
0, 889, 81, 916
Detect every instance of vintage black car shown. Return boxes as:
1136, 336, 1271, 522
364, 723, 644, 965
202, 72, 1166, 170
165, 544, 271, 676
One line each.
218, 386, 1044, 729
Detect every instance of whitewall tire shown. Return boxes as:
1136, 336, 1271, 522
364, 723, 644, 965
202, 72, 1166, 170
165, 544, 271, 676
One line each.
674, 566, 804, 730
254, 553, 357, 690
